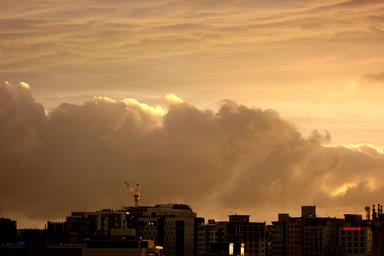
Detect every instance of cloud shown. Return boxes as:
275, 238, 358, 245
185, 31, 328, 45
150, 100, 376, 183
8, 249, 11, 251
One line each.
165, 93, 184, 104
1, 83, 384, 227
362, 72, 384, 85
19, 81, 30, 89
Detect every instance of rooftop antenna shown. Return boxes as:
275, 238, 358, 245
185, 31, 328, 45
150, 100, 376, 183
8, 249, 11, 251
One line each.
124, 182, 140, 207
373, 205, 377, 221
364, 206, 371, 220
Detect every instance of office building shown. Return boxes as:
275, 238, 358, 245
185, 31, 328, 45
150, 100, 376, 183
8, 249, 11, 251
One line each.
124, 204, 196, 256
196, 215, 266, 256
272, 214, 304, 256
339, 214, 372, 256
226, 215, 266, 256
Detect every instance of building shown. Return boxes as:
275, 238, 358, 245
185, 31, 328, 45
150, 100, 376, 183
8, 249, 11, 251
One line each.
272, 214, 304, 256
64, 209, 136, 241
265, 224, 273, 256
202, 219, 228, 256
272, 206, 343, 256
303, 217, 343, 256
271, 206, 376, 256
0, 217, 17, 244
226, 215, 266, 256
65, 211, 98, 240
61, 204, 196, 256
338, 214, 372, 256
83, 239, 162, 256
0, 237, 161, 256
196, 215, 266, 256
47, 221, 70, 244
124, 204, 197, 256
195, 217, 206, 256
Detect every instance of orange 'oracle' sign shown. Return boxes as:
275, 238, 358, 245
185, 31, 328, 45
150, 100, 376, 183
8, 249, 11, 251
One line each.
343, 227, 362, 231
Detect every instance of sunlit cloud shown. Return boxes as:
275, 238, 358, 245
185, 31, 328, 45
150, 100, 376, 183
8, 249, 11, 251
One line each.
19, 82, 30, 89
165, 93, 184, 104
123, 98, 166, 116
93, 96, 117, 104
2, 83, 384, 227
330, 182, 357, 197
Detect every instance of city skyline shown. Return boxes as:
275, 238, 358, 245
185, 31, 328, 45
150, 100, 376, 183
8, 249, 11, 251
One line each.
1, 0, 384, 229
2, 203, 383, 256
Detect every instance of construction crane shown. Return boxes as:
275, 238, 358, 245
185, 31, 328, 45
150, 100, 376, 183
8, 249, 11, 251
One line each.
124, 182, 140, 207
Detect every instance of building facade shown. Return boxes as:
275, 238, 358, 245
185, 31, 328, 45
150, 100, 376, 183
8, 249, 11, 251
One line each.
125, 204, 196, 256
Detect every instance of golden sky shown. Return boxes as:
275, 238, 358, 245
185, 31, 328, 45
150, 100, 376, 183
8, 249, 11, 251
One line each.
1, 0, 384, 227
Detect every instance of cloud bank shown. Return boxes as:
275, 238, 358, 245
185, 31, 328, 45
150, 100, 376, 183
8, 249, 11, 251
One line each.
1, 82, 384, 227
1, 0, 384, 151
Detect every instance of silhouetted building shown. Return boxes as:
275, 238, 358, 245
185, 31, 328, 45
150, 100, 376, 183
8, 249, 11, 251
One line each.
46, 221, 70, 244
16, 229, 48, 255
195, 217, 206, 256
265, 224, 273, 256
61, 204, 195, 256
339, 214, 372, 256
201, 219, 228, 256
227, 215, 265, 256
0, 237, 161, 256
271, 206, 376, 256
6, 203, 383, 256
303, 217, 343, 256
272, 215, 304, 256
196, 215, 266, 256
372, 204, 384, 256
83, 239, 162, 256
0, 217, 17, 244
65, 211, 98, 241
64, 209, 136, 242
124, 204, 196, 256
272, 206, 343, 256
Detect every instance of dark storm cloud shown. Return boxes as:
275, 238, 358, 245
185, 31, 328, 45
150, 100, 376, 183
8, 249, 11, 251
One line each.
1, 83, 384, 226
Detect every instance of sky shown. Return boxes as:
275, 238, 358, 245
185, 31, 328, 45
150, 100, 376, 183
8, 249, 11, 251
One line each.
1, 0, 384, 228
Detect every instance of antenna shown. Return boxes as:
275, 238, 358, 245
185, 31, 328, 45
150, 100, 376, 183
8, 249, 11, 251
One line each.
364, 206, 371, 220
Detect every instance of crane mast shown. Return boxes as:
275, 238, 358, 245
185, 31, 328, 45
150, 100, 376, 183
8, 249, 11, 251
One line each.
124, 181, 140, 207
